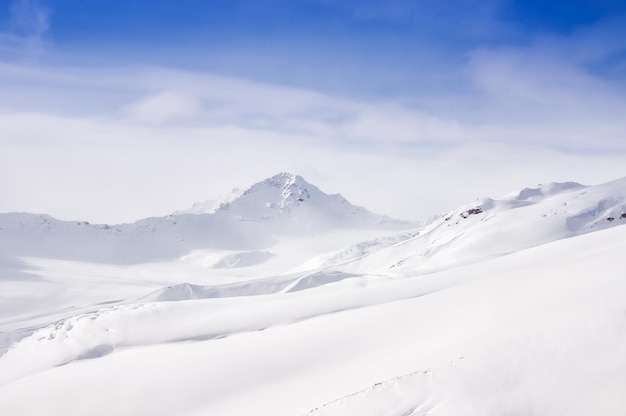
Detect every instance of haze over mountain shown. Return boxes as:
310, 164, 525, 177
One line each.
0, 172, 411, 264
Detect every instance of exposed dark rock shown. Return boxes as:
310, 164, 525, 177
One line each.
460, 207, 484, 219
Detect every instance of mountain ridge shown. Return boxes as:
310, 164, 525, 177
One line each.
0, 173, 414, 263
314, 176, 626, 275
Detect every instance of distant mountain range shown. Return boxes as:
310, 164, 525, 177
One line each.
0, 172, 413, 263
2, 172, 624, 278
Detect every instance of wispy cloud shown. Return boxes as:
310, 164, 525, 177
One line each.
6, 0, 49, 37
462, 17, 626, 154
122, 92, 202, 125
0, 0, 50, 59
1, 57, 625, 223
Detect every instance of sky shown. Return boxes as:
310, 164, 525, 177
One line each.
1, 0, 626, 223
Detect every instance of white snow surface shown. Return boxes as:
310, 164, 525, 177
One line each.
1, 174, 626, 416
324, 176, 626, 274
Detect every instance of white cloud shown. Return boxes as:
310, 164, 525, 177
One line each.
0, 41, 625, 224
1, 110, 624, 224
467, 48, 624, 117
464, 17, 626, 127
122, 92, 202, 125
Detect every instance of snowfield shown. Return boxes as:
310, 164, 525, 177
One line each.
1, 173, 625, 415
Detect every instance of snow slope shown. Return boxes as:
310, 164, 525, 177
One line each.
306, 225, 626, 416
0, 173, 415, 349
1, 175, 626, 416
0, 219, 625, 415
322, 177, 626, 274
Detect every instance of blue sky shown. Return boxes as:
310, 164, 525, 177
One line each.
5, 0, 625, 95
1, 0, 625, 222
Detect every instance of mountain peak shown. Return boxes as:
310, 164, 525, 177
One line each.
244, 172, 313, 208
262, 172, 305, 187
205, 172, 410, 230
252, 173, 311, 202
175, 173, 312, 216
217, 172, 330, 216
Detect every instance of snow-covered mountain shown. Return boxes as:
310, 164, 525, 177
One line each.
303, 176, 626, 274
1, 175, 626, 416
0, 173, 412, 263
207, 172, 407, 228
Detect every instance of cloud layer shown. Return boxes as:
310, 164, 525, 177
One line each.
0, 0, 625, 223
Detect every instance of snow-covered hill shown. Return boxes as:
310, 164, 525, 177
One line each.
312, 177, 626, 274
1, 175, 626, 416
1, 212, 625, 416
